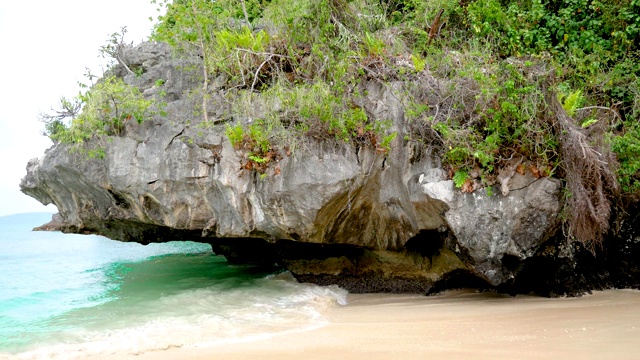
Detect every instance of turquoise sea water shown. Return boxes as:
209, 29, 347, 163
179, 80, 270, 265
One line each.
0, 213, 347, 359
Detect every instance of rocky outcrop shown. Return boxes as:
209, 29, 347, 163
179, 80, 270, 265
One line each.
20, 42, 591, 294
510, 198, 640, 297
420, 171, 562, 285
32, 213, 65, 231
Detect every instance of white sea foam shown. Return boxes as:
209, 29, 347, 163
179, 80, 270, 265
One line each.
3, 273, 348, 360
0, 215, 348, 360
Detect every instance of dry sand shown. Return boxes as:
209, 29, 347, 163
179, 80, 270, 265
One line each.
117, 289, 640, 360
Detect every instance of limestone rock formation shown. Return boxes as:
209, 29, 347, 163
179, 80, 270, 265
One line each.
21, 42, 566, 293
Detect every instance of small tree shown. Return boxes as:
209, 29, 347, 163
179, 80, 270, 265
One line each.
39, 97, 82, 138
99, 26, 135, 76
41, 76, 152, 146
152, 0, 222, 123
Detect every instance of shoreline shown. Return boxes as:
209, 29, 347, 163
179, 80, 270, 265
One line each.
115, 289, 640, 360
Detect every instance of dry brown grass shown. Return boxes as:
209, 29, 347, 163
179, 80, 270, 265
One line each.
548, 91, 620, 253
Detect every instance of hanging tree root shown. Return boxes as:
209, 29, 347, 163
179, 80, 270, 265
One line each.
547, 90, 620, 253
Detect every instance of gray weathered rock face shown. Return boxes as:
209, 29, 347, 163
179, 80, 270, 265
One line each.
21, 42, 563, 292
420, 172, 562, 285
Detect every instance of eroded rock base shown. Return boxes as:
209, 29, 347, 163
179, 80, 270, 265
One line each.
207, 235, 467, 293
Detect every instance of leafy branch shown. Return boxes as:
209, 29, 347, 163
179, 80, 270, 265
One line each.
99, 26, 135, 76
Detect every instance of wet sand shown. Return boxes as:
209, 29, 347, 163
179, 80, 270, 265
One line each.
120, 289, 640, 360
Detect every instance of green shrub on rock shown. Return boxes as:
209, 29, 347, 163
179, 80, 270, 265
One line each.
42, 76, 152, 149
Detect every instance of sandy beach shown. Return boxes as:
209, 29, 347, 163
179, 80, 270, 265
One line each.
114, 289, 640, 360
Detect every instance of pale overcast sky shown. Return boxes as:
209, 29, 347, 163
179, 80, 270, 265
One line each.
0, 1, 158, 216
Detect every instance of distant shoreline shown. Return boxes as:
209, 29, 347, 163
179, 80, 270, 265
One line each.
0, 211, 55, 219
